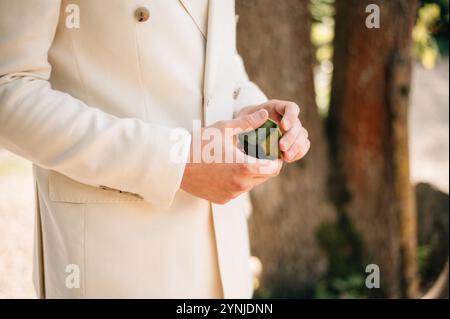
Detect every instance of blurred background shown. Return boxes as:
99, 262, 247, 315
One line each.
0, 0, 449, 298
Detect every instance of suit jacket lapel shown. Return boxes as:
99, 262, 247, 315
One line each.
178, 0, 209, 38
203, 0, 226, 108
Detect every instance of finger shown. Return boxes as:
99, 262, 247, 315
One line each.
297, 139, 311, 160
234, 149, 283, 176
279, 120, 301, 152
245, 158, 283, 176
234, 174, 272, 195
282, 127, 308, 160
285, 137, 310, 162
227, 109, 269, 133
274, 102, 300, 131
237, 101, 288, 127
250, 176, 272, 188
302, 127, 309, 139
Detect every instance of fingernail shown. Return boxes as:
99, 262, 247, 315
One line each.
283, 119, 290, 129
288, 150, 295, 158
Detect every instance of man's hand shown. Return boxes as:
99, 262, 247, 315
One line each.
180, 109, 283, 204
238, 100, 311, 163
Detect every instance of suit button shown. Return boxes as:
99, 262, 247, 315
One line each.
233, 88, 241, 100
135, 7, 150, 22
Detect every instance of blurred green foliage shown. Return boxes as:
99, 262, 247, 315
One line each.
420, 0, 449, 52
417, 244, 432, 277
315, 274, 367, 299
310, 0, 335, 22
315, 213, 369, 299
310, 0, 335, 114
414, 0, 449, 68
310, 0, 335, 63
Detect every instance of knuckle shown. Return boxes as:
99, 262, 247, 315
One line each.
238, 164, 251, 175
289, 102, 300, 114
232, 179, 246, 192
305, 139, 311, 151
215, 121, 227, 130
285, 133, 295, 143
238, 182, 247, 192
291, 142, 300, 153
298, 141, 311, 159
302, 127, 309, 137
302, 138, 310, 149
243, 116, 255, 128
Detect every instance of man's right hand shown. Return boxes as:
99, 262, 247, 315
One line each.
180, 109, 283, 204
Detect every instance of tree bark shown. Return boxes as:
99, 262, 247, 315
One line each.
236, 0, 336, 297
328, 0, 420, 298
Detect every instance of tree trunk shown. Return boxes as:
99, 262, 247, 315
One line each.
328, 0, 420, 298
236, 0, 336, 297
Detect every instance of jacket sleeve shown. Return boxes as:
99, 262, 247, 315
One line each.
232, 55, 267, 219
233, 54, 269, 116
0, 0, 191, 209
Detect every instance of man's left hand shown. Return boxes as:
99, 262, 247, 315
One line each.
237, 100, 311, 163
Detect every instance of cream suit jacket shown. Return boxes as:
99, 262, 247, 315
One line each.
0, 0, 268, 298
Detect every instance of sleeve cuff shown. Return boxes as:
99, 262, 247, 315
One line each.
139, 126, 191, 209
233, 81, 269, 116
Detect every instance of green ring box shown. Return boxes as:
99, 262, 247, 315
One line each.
238, 119, 283, 160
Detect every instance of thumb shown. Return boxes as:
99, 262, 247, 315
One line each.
228, 109, 269, 134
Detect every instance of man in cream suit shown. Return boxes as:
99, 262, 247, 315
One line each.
0, 0, 310, 298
